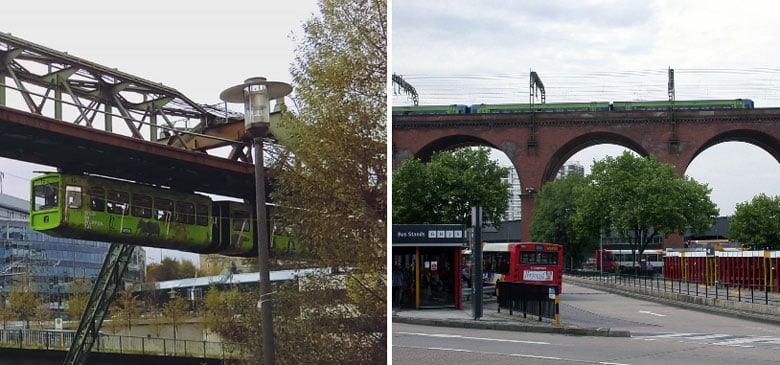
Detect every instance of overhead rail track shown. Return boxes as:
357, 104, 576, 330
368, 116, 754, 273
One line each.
0, 32, 281, 161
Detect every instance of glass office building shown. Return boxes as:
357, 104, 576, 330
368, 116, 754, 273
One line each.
0, 193, 145, 312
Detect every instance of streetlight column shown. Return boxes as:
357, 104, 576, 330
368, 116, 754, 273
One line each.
221, 77, 292, 365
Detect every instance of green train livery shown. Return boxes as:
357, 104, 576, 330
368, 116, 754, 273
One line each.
30, 173, 257, 257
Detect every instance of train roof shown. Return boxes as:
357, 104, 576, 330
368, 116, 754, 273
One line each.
152, 267, 333, 291
0, 193, 28, 213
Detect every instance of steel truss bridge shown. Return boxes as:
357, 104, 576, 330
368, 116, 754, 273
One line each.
0, 32, 293, 364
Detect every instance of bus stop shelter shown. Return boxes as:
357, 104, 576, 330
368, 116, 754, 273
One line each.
392, 224, 467, 309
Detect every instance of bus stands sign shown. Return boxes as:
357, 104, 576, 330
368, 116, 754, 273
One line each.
392, 224, 467, 247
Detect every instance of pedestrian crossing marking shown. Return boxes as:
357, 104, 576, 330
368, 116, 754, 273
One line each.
634, 332, 780, 348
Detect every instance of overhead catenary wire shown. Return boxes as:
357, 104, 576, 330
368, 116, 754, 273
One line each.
391, 68, 780, 107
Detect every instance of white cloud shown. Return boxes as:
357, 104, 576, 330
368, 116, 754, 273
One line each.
392, 0, 780, 218
1, 0, 319, 264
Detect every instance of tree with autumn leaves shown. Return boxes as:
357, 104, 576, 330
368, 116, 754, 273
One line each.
201, 0, 386, 363
271, 0, 386, 363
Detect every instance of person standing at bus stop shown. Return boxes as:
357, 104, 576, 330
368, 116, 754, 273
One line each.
392, 265, 403, 311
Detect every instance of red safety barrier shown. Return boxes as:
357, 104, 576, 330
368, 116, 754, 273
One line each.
665, 250, 780, 291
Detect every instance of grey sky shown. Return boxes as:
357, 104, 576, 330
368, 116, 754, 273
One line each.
392, 0, 780, 217
0, 0, 319, 264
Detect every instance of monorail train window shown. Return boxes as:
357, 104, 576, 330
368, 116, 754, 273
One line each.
176, 201, 195, 224
155, 198, 173, 221
33, 182, 58, 210
65, 186, 82, 209
196, 204, 209, 226
89, 187, 105, 211
232, 210, 251, 232
106, 190, 129, 215
131, 194, 152, 219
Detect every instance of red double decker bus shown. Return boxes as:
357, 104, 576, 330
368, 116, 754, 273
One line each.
483, 242, 564, 294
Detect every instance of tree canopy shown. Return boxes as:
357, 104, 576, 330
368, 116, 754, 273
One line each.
65, 278, 92, 321
530, 173, 595, 268
146, 257, 198, 282
728, 194, 780, 249
8, 279, 40, 329
161, 296, 190, 340
574, 152, 718, 257
392, 147, 511, 228
109, 286, 142, 333
264, 0, 387, 363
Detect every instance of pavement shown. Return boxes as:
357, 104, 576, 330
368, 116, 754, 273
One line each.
391, 296, 631, 337
393, 276, 780, 337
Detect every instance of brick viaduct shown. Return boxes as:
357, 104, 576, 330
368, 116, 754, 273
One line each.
392, 108, 780, 247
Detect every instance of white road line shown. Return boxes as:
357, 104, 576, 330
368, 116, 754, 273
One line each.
634, 332, 780, 348
683, 334, 733, 340
638, 310, 666, 317
396, 344, 631, 365
426, 347, 473, 353
635, 332, 696, 338
510, 353, 563, 360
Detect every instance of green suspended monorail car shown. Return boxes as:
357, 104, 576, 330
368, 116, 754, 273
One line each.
30, 173, 257, 257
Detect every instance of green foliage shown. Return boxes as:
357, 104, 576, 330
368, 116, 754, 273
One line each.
574, 152, 718, 256
146, 257, 198, 282
273, 0, 385, 270
275, 272, 385, 365
161, 296, 190, 340
200, 286, 260, 362
109, 286, 142, 332
0, 303, 14, 329
65, 279, 92, 321
728, 194, 780, 249
393, 147, 511, 228
530, 173, 595, 268
32, 303, 52, 330
267, 0, 386, 362
8, 282, 40, 328
191, 0, 385, 362
145, 304, 164, 337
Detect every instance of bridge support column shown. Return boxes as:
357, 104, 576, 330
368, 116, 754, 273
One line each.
665, 232, 685, 249
519, 190, 537, 240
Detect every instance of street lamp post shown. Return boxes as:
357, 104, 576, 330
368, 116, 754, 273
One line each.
221, 77, 291, 365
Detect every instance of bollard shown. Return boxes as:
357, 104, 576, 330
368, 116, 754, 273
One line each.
496, 285, 500, 313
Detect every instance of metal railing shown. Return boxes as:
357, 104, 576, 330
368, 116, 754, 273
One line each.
0, 329, 240, 359
496, 282, 558, 322
567, 269, 780, 307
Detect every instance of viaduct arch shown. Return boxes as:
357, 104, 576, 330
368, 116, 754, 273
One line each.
392, 108, 780, 246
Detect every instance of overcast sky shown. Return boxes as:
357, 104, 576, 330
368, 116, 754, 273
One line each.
0, 0, 319, 265
392, 0, 780, 218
